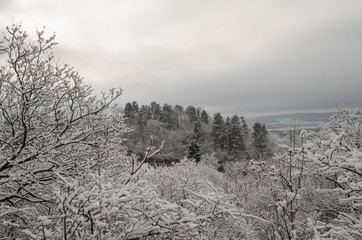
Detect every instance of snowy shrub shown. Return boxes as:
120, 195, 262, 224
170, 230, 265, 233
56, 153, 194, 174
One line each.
304, 108, 362, 239
146, 158, 257, 239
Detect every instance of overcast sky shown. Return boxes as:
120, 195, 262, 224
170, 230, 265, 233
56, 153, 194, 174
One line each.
1, 0, 362, 117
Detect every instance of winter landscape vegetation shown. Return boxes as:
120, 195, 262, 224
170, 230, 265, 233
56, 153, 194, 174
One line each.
1, 1, 362, 239
1, 23, 362, 240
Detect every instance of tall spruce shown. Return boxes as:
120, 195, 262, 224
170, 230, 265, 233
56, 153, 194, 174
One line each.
188, 122, 202, 163
252, 122, 268, 152
124, 102, 133, 118
186, 105, 198, 122
212, 112, 225, 150
240, 116, 249, 136
201, 110, 209, 125
161, 103, 174, 128
150, 101, 161, 120
224, 116, 232, 153
229, 115, 245, 152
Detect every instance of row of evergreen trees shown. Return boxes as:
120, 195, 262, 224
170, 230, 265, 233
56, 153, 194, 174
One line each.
124, 101, 209, 129
122, 101, 270, 163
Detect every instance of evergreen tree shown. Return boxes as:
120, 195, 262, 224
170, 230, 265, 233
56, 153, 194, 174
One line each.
124, 102, 133, 118
186, 105, 198, 122
161, 103, 174, 128
196, 107, 203, 118
229, 115, 245, 153
150, 101, 161, 120
174, 105, 183, 112
138, 105, 151, 135
131, 101, 139, 114
124, 101, 139, 119
193, 121, 202, 140
224, 116, 232, 154
252, 122, 268, 152
240, 116, 249, 136
188, 137, 201, 163
201, 110, 209, 125
212, 112, 225, 150
188, 120, 203, 163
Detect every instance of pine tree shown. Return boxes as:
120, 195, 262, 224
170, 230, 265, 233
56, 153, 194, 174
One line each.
150, 101, 161, 120
138, 105, 151, 135
240, 116, 249, 136
186, 105, 198, 122
201, 110, 209, 125
193, 121, 203, 140
188, 137, 201, 163
188, 121, 202, 163
124, 102, 133, 118
252, 122, 268, 152
224, 116, 232, 153
212, 112, 225, 150
229, 115, 245, 153
124, 101, 139, 119
161, 103, 174, 128
131, 101, 139, 113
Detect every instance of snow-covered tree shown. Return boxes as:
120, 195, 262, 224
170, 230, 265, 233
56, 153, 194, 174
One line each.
200, 110, 209, 125
211, 112, 225, 150
304, 108, 362, 239
272, 130, 311, 240
0, 23, 125, 238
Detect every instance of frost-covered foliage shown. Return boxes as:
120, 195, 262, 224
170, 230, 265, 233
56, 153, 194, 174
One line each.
0, 24, 126, 239
146, 157, 257, 239
271, 130, 315, 240
0, 24, 258, 240
304, 108, 362, 239
254, 108, 362, 240
7, 23, 362, 240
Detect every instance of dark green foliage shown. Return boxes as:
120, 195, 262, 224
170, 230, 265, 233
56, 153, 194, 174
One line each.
124, 102, 133, 118
124, 101, 140, 120
187, 120, 203, 163
212, 114, 247, 155
201, 110, 209, 125
186, 106, 198, 122
193, 121, 202, 140
174, 105, 183, 112
150, 101, 161, 120
229, 115, 245, 153
123, 101, 271, 164
240, 116, 249, 136
137, 105, 151, 139
188, 137, 201, 163
252, 122, 268, 151
160, 104, 174, 128
212, 112, 225, 150
131, 101, 139, 113
223, 116, 233, 153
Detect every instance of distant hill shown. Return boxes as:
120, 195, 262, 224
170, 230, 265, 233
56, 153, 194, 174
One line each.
245, 112, 339, 130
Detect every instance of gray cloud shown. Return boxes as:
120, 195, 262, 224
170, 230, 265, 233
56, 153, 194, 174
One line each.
1, 0, 362, 117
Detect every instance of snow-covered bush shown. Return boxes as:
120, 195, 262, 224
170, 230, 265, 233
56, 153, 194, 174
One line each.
146, 158, 257, 239
304, 108, 362, 239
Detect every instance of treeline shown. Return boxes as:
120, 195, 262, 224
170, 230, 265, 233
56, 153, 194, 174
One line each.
122, 101, 272, 165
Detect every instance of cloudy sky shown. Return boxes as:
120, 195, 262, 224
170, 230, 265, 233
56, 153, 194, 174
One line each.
1, 0, 362, 117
